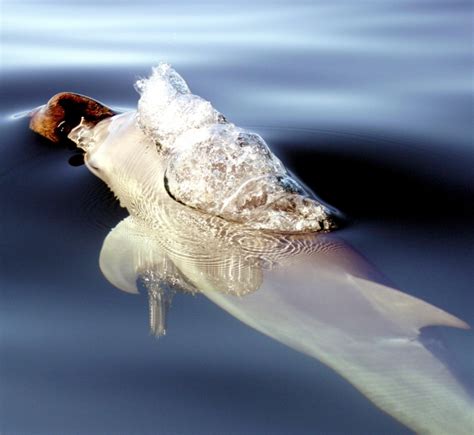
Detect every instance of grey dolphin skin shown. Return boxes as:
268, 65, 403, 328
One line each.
30, 66, 474, 435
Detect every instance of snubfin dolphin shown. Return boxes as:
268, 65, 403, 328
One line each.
30, 64, 473, 434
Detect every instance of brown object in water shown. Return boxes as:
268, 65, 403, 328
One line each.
30, 92, 116, 144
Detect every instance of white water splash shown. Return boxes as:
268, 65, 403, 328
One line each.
134, 64, 335, 232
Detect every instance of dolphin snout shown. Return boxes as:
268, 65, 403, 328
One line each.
29, 92, 116, 145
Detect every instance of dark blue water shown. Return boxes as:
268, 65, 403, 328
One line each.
1, 1, 473, 434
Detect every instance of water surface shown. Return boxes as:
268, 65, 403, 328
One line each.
1, 1, 473, 434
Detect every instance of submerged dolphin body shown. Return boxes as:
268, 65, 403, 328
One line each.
35, 66, 473, 434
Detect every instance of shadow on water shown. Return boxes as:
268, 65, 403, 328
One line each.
277, 137, 474, 220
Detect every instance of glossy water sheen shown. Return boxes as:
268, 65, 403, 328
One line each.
1, 1, 473, 434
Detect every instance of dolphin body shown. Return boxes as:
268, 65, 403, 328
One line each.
34, 65, 473, 434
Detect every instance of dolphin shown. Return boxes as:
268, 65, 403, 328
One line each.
30, 65, 474, 434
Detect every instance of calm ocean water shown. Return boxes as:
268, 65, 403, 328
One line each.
1, 1, 473, 434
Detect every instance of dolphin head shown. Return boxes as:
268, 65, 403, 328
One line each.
69, 111, 167, 213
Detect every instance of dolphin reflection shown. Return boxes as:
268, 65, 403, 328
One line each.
99, 203, 473, 435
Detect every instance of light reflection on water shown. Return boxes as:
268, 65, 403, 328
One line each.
2, 0, 473, 147
1, 0, 473, 434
